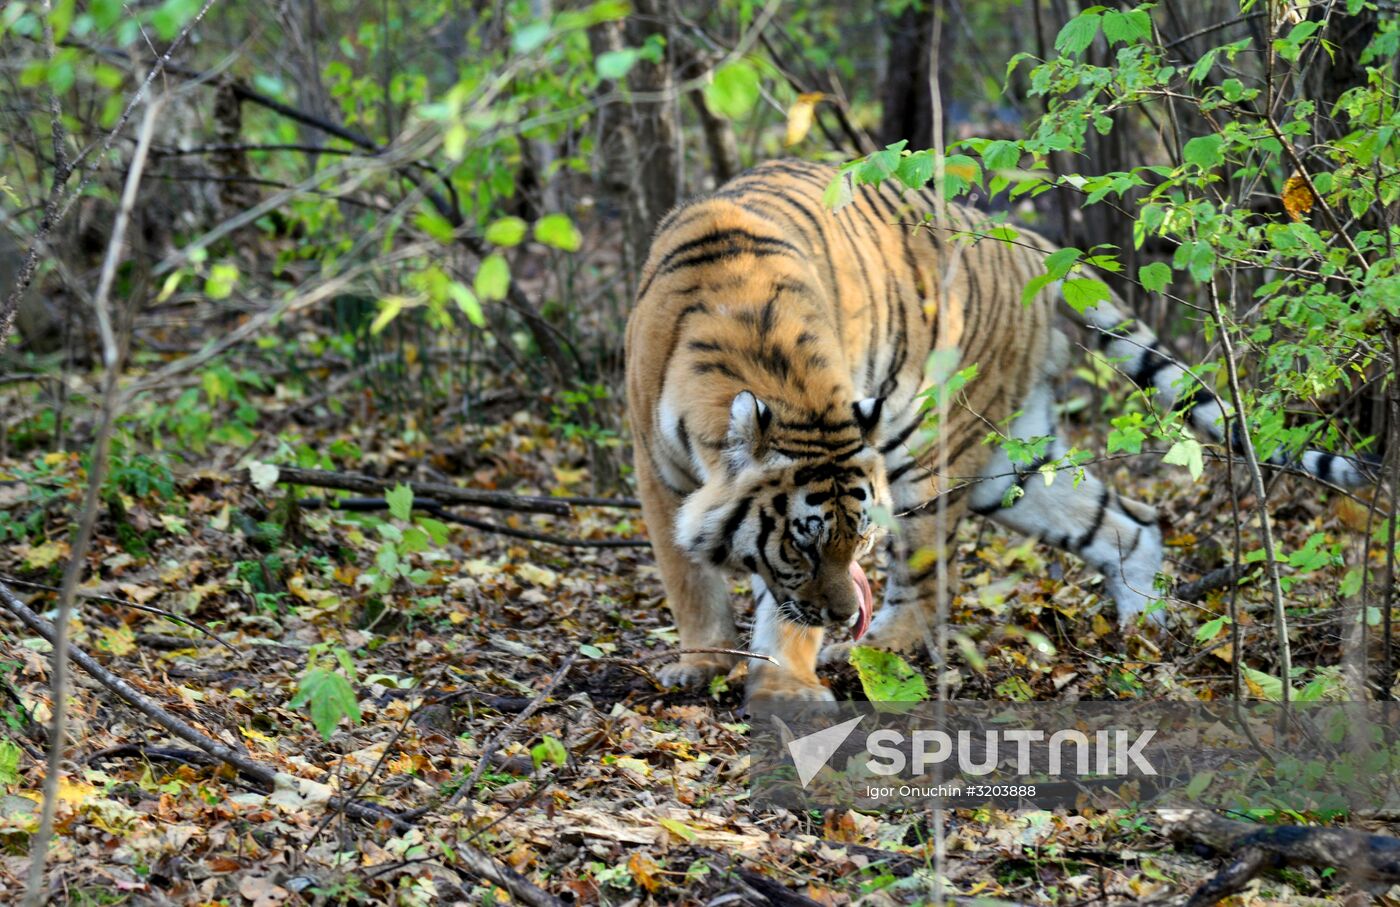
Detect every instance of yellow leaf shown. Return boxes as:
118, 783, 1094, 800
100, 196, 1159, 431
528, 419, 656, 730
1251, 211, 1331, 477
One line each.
58, 777, 97, 806
946, 159, 980, 184
516, 563, 559, 588
1283, 172, 1315, 222
784, 92, 824, 147
98, 625, 136, 657
241, 727, 277, 750
1091, 613, 1112, 637
21, 539, 69, 570
552, 465, 587, 487
628, 852, 662, 892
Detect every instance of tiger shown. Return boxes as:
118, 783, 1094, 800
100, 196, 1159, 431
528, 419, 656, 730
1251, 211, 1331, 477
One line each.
624, 158, 1369, 705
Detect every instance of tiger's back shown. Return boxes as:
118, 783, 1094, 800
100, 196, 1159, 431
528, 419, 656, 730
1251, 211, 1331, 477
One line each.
627, 159, 1056, 500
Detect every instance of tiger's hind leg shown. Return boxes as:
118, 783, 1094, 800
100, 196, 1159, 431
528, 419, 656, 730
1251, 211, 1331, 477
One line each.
636, 456, 741, 688
968, 382, 1165, 629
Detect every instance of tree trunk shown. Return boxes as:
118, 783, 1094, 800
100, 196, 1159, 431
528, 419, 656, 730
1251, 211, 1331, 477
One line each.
626, 0, 682, 231
878, 0, 950, 150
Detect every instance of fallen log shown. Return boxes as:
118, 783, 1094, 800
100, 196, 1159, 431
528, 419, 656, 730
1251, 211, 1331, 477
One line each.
1160, 810, 1400, 906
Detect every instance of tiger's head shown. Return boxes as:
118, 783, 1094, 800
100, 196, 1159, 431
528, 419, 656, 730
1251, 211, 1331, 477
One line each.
676, 391, 891, 637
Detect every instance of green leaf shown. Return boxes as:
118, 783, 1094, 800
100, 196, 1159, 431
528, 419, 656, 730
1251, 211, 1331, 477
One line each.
1163, 438, 1205, 480
0, 739, 21, 785
204, 262, 238, 300
894, 152, 934, 190
981, 139, 1020, 172
1195, 615, 1228, 643
1101, 8, 1150, 44
534, 213, 582, 251
1189, 48, 1218, 82
579, 644, 604, 658
531, 735, 568, 770
1182, 134, 1224, 169
1061, 277, 1110, 313
512, 21, 550, 53
1021, 272, 1055, 306
1243, 667, 1285, 702
369, 296, 406, 334
1138, 261, 1172, 293
290, 668, 362, 740
475, 254, 510, 302
1054, 10, 1101, 56
416, 208, 457, 243
91, 0, 122, 29
448, 282, 486, 328
386, 483, 414, 521
850, 646, 928, 702
703, 61, 760, 120
596, 48, 639, 80
823, 172, 854, 212
484, 216, 528, 247
1184, 770, 1214, 799
1187, 241, 1216, 281
1044, 246, 1082, 279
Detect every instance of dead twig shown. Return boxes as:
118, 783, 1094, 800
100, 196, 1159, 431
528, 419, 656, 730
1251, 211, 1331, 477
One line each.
447, 654, 579, 813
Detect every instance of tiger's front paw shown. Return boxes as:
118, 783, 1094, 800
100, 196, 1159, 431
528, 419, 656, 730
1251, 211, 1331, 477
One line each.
817, 640, 854, 667
819, 622, 916, 665
745, 667, 836, 712
655, 652, 739, 689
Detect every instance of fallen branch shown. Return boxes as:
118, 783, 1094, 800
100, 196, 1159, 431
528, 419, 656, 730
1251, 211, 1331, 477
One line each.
300, 497, 649, 549
1172, 564, 1250, 603
0, 573, 239, 655
0, 578, 561, 907
1160, 810, 1400, 906
256, 465, 571, 516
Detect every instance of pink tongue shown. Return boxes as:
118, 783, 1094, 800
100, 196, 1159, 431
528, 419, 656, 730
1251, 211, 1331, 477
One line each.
849, 561, 873, 641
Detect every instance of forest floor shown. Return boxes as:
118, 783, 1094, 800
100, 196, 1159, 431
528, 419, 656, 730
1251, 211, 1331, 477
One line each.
0, 365, 1397, 906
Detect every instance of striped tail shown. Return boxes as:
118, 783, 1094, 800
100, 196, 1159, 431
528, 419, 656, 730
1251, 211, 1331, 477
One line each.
1063, 290, 1374, 489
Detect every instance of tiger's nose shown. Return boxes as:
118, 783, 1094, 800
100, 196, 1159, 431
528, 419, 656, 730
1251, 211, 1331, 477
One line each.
819, 590, 859, 625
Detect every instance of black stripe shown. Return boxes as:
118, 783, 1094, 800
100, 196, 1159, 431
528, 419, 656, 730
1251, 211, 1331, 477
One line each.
1071, 486, 1112, 552
710, 496, 754, 565
888, 459, 919, 483
1129, 343, 1171, 388
879, 415, 923, 454
1314, 452, 1335, 484
676, 417, 694, 461
694, 360, 742, 380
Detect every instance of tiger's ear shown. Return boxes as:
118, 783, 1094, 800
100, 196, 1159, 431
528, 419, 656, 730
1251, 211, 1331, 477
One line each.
853, 396, 884, 444
726, 391, 772, 472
